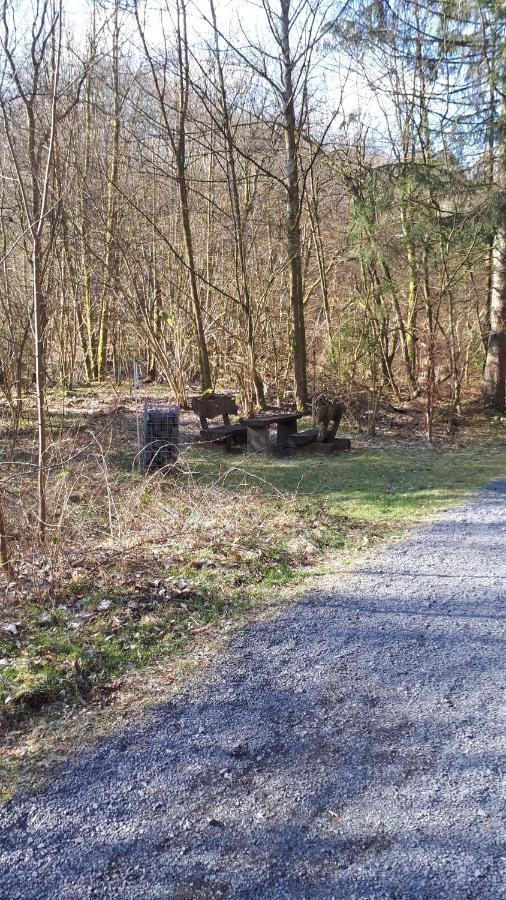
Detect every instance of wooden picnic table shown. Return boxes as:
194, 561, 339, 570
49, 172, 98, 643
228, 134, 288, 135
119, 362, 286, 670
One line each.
240, 412, 303, 452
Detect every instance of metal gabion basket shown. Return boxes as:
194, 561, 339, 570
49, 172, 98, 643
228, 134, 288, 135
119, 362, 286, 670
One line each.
142, 403, 179, 471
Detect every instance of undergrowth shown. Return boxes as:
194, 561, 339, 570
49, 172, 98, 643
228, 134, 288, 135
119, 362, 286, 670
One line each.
1, 387, 505, 799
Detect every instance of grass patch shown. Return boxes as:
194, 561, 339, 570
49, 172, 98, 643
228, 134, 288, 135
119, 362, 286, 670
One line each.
189, 436, 506, 526
1, 400, 505, 800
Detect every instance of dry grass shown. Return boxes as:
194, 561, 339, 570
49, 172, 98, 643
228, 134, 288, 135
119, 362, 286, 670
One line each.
0, 384, 505, 800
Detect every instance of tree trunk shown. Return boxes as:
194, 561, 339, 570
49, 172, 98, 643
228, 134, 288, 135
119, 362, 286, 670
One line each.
179, 174, 212, 391
176, 0, 211, 392
483, 76, 506, 410
280, 0, 307, 408
32, 236, 47, 539
0, 492, 12, 579
209, 0, 265, 408
483, 226, 506, 409
97, 0, 121, 382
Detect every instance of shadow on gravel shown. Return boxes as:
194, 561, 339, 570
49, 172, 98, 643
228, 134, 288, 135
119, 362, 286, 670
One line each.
1, 484, 505, 899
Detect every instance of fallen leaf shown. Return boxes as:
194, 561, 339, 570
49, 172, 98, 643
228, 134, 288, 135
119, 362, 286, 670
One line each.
0, 622, 21, 639
97, 599, 112, 611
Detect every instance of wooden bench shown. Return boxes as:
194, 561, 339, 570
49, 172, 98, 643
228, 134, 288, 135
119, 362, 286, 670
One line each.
288, 428, 319, 448
191, 394, 247, 449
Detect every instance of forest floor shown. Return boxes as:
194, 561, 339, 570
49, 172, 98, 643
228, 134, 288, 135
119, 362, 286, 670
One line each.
0, 385, 505, 801
0, 478, 504, 898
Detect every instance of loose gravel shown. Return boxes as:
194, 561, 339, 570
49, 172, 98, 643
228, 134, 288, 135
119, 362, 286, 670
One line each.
1, 481, 505, 900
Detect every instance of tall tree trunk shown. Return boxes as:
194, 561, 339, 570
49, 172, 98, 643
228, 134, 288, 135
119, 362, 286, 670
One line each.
32, 237, 48, 537
175, 0, 212, 392
97, 0, 120, 382
483, 77, 506, 409
209, 0, 265, 408
134, 0, 213, 392
399, 200, 418, 391
482, 10, 498, 354
280, 0, 307, 408
483, 227, 506, 409
308, 168, 332, 345
79, 26, 97, 381
178, 173, 212, 391
422, 247, 435, 441
0, 490, 12, 579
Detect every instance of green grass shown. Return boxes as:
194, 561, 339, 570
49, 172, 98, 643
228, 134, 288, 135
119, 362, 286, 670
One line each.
1, 429, 505, 800
188, 437, 506, 527
0, 580, 248, 726
4, 438, 505, 722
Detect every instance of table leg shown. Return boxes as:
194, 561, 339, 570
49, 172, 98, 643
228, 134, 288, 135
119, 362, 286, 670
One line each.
247, 425, 270, 452
276, 417, 298, 450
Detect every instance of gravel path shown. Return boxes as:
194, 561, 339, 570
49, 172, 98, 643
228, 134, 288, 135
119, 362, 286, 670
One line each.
1, 482, 505, 900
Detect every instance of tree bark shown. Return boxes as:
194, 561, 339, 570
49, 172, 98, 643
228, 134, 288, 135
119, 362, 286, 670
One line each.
135, 0, 212, 392
0, 491, 12, 579
32, 236, 48, 538
209, 0, 265, 409
97, 0, 121, 382
280, 0, 307, 408
483, 68, 506, 410
483, 227, 506, 409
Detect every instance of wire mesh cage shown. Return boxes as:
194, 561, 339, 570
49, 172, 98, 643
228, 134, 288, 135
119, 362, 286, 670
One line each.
142, 403, 179, 472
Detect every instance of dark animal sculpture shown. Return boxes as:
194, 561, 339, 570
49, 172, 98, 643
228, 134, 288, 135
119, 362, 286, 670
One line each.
313, 395, 345, 442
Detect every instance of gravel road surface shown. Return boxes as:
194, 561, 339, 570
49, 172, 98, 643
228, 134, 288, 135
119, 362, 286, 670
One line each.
1, 481, 505, 899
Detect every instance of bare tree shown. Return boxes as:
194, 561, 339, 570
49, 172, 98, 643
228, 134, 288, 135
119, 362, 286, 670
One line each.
134, 0, 212, 391
483, 89, 506, 410
1, 0, 64, 539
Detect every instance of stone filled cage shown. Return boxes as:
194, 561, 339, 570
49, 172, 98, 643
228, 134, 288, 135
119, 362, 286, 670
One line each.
142, 403, 179, 471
